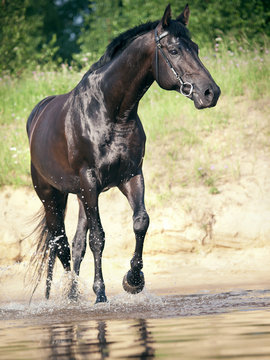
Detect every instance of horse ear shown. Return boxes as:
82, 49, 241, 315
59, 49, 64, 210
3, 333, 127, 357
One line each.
177, 4, 190, 26
161, 4, 172, 28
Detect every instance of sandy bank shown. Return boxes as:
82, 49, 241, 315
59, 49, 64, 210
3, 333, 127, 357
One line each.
0, 174, 270, 302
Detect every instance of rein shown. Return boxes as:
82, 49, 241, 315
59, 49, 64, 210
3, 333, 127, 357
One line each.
154, 28, 193, 97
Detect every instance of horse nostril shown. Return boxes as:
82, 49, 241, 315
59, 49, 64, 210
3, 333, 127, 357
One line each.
204, 88, 212, 98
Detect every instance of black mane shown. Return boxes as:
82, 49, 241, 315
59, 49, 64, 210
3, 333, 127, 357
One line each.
90, 21, 159, 73
80, 19, 190, 82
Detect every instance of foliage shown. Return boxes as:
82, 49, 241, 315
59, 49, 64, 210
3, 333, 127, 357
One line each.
78, 0, 270, 64
187, 0, 270, 45
0, 0, 43, 74
1, 0, 269, 74
0, 0, 88, 74
28, 0, 89, 64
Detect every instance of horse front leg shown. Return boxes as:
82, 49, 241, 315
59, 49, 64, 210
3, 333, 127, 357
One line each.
80, 168, 107, 303
119, 171, 149, 294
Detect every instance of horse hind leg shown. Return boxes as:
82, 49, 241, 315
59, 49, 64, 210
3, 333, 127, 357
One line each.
44, 193, 71, 299
68, 197, 88, 301
31, 164, 71, 299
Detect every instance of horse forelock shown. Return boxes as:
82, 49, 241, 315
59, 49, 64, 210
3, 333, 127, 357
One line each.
168, 20, 191, 41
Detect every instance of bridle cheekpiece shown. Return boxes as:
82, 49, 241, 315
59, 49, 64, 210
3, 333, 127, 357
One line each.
154, 28, 193, 97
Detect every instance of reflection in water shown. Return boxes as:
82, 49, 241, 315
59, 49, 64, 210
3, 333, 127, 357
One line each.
1, 289, 270, 359
1, 309, 270, 359
137, 319, 155, 359
45, 319, 154, 360
97, 321, 109, 359
48, 321, 109, 360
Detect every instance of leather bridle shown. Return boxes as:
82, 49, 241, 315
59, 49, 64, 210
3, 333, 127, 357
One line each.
154, 28, 193, 97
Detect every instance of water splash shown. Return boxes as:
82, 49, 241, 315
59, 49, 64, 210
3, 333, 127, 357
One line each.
1, 262, 270, 323
1, 287, 270, 324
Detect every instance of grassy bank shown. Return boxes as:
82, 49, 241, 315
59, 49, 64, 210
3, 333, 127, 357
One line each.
0, 42, 269, 190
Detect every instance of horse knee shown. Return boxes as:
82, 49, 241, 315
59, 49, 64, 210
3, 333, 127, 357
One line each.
133, 211, 149, 235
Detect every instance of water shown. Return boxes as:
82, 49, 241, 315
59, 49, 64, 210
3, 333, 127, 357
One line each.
1, 289, 270, 359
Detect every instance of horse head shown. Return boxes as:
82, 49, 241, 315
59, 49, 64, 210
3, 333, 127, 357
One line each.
153, 4, 220, 109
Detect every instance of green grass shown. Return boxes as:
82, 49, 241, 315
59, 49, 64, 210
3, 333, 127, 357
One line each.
0, 42, 269, 187
0, 66, 83, 186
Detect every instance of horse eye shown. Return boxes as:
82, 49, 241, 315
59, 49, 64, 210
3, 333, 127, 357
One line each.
169, 49, 178, 56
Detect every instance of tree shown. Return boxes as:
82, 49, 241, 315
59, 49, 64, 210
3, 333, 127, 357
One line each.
29, 0, 89, 63
1, 0, 269, 74
0, 0, 89, 74
187, 0, 270, 45
0, 0, 43, 74
78, 0, 270, 66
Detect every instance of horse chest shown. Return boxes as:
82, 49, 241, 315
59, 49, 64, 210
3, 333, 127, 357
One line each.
96, 134, 144, 187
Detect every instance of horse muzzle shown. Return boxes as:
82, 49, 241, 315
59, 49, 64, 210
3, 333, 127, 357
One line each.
192, 83, 221, 109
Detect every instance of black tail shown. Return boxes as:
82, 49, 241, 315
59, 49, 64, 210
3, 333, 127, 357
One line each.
27, 207, 71, 302
27, 208, 53, 302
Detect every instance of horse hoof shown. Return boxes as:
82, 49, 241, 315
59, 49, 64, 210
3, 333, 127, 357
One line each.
122, 270, 145, 294
95, 293, 108, 304
68, 289, 78, 302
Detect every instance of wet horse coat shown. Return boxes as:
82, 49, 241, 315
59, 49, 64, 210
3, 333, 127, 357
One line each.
27, 5, 220, 303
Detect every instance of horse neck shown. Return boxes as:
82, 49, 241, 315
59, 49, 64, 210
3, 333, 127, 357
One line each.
100, 32, 155, 122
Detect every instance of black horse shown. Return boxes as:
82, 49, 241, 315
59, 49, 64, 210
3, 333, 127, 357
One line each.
27, 4, 220, 303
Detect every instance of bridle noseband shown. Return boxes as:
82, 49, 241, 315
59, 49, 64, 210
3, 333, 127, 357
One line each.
154, 28, 193, 97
